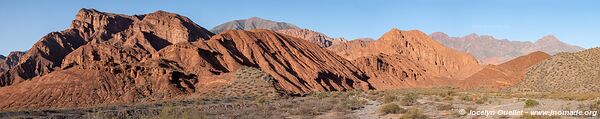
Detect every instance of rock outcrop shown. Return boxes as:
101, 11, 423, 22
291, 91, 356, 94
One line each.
276, 29, 346, 47
512, 48, 600, 93
459, 51, 550, 90
0, 55, 4, 73
160, 29, 371, 93
431, 32, 583, 64
0, 51, 25, 74
211, 17, 299, 34
327, 38, 373, 58
332, 29, 482, 89
0, 8, 213, 109
0, 8, 214, 87
0, 9, 373, 109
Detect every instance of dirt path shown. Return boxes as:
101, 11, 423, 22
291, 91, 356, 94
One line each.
352, 97, 381, 119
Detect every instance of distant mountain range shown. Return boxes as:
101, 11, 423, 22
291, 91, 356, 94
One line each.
430, 32, 583, 64
210, 17, 299, 34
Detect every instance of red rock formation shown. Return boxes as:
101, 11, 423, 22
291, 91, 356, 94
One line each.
330, 29, 482, 89
343, 29, 481, 80
0, 8, 213, 109
276, 29, 336, 47
0, 9, 374, 109
160, 29, 371, 93
0, 51, 25, 73
327, 38, 373, 58
459, 51, 550, 90
0, 8, 214, 86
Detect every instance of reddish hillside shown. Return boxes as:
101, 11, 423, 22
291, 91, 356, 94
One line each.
276, 29, 338, 47
459, 51, 550, 89
331, 29, 482, 89
0, 9, 371, 109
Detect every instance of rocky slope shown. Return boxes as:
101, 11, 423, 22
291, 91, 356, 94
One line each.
0, 56, 4, 73
211, 17, 299, 34
0, 51, 26, 73
0, 8, 214, 87
276, 29, 346, 47
332, 29, 482, 89
0, 9, 372, 109
0, 8, 215, 109
327, 38, 373, 56
512, 48, 600, 93
430, 32, 583, 64
459, 51, 550, 90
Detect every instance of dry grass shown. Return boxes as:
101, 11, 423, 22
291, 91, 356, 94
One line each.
524, 99, 539, 108
399, 108, 427, 119
379, 103, 405, 115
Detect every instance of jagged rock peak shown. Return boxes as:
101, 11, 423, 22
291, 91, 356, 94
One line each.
535, 35, 560, 43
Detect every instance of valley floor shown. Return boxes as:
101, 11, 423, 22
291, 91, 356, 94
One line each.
1, 88, 600, 119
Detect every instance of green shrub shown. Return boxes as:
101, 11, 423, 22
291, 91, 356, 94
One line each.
401, 92, 419, 106
382, 95, 397, 103
379, 103, 405, 115
524, 99, 539, 108
399, 108, 427, 119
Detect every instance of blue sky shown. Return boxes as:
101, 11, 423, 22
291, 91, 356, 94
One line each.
1, 0, 599, 55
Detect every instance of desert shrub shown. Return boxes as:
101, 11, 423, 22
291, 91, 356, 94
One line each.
333, 96, 367, 112
347, 89, 364, 97
293, 105, 318, 116
347, 96, 368, 107
333, 102, 351, 112
255, 96, 269, 104
577, 100, 600, 113
382, 95, 397, 103
368, 90, 380, 95
379, 103, 405, 115
591, 100, 600, 111
399, 108, 427, 119
158, 103, 175, 119
443, 95, 454, 101
461, 95, 473, 101
312, 92, 329, 99
437, 103, 453, 111
475, 95, 489, 104
401, 92, 419, 106
524, 99, 539, 108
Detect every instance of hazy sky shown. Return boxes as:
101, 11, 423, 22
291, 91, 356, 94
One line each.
1, 0, 599, 55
